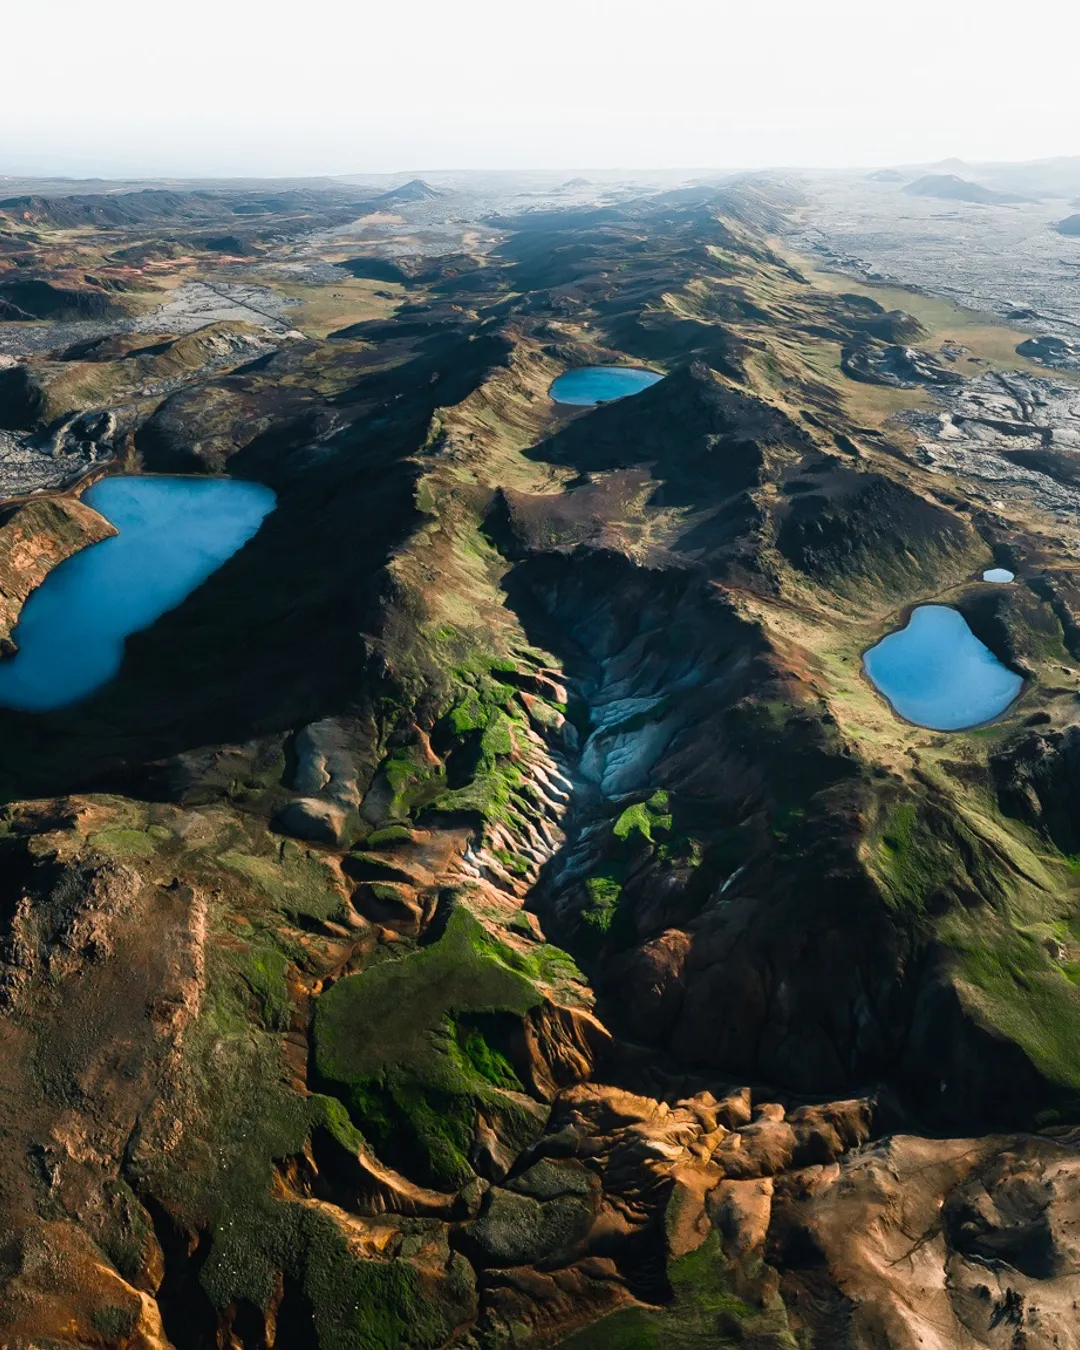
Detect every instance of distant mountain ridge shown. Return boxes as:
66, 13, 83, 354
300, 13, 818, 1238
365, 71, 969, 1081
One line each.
903, 173, 1032, 205
0, 185, 373, 231
0, 189, 222, 229
375, 178, 443, 204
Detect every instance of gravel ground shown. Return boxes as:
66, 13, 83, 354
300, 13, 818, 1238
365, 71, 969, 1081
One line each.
132, 280, 301, 335
0, 429, 105, 498
791, 175, 1080, 339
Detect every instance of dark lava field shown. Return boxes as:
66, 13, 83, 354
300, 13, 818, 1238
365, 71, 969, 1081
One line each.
2, 168, 1080, 1349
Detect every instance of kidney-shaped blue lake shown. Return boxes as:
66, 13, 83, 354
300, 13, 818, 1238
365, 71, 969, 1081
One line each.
549, 365, 663, 406
0, 475, 276, 712
863, 604, 1023, 731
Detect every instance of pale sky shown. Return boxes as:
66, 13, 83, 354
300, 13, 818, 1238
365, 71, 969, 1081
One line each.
3, 0, 1079, 178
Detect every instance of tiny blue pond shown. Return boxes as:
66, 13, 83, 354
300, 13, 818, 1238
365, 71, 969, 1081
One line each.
0, 475, 276, 712
863, 604, 1023, 731
983, 567, 1015, 583
549, 365, 663, 406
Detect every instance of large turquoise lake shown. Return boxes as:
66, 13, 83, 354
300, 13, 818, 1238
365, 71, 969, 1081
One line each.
0, 476, 276, 711
549, 366, 663, 406
863, 604, 1023, 731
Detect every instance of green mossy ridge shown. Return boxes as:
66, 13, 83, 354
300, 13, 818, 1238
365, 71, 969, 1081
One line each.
364, 825, 414, 848
132, 945, 311, 1293
97, 1177, 155, 1283
583, 870, 623, 923
132, 928, 471, 1345
312, 905, 549, 1189
658, 834, 706, 869
492, 847, 531, 876
298, 1210, 475, 1350
429, 758, 525, 830
218, 842, 346, 922
87, 824, 171, 858
454, 1016, 523, 1091
415, 480, 438, 516
556, 1233, 797, 1349
368, 881, 407, 903
614, 790, 672, 844
439, 670, 516, 739
200, 1195, 473, 1350
872, 788, 1080, 1097
579, 864, 634, 957
872, 797, 1007, 918
445, 689, 489, 735
387, 630, 564, 838
943, 907, 1080, 1094
239, 945, 292, 1032
428, 699, 528, 831
381, 744, 446, 818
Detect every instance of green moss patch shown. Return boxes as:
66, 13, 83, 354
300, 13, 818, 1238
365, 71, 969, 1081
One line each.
382, 744, 446, 819
92, 1305, 139, 1340
218, 844, 345, 922
556, 1233, 796, 1349
127, 931, 475, 1346
199, 1194, 474, 1350
613, 791, 672, 844
240, 946, 292, 1031
943, 908, 1080, 1095
312, 905, 547, 1188
88, 825, 171, 858
872, 797, 1006, 917
365, 825, 414, 849
491, 847, 531, 876
578, 864, 635, 956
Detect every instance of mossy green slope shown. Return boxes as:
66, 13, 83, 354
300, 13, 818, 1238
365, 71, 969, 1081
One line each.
314, 905, 556, 1188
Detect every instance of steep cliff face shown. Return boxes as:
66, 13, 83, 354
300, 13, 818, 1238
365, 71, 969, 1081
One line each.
0, 496, 116, 646
2, 183, 1080, 1349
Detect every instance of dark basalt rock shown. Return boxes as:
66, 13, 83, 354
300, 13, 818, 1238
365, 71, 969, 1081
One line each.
1017, 334, 1080, 369
841, 339, 964, 388
776, 469, 978, 594
992, 726, 1080, 852
195, 233, 261, 256
0, 277, 122, 322
0, 362, 46, 429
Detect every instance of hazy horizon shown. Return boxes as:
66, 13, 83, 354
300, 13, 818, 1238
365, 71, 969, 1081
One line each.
5, 0, 1079, 180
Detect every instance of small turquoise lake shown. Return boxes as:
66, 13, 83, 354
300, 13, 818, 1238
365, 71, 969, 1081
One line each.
0, 475, 276, 712
864, 605, 1023, 731
549, 366, 663, 406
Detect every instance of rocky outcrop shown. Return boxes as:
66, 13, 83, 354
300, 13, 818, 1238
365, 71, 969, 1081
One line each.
1017, 333, 1080, 370
841, 339, 964, 387
0, 277, 127, 322
0, 495, 115, 646
991, 725, 1080, 851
